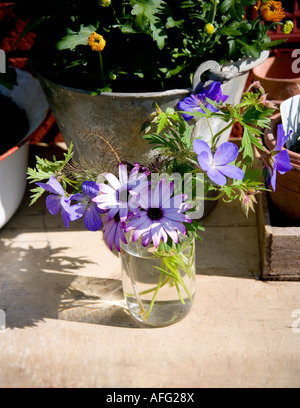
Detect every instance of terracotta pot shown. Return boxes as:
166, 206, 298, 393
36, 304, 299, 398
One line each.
253, 53, 300, 102
264, 115, 300, 224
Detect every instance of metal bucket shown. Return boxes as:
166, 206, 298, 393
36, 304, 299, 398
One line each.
38, 51, 269, 165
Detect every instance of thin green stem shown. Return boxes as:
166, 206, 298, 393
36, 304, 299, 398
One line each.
99, 51, 104, 86
211, 120, 235, 149
206, 117, 214, 142
145, 272, 165, 320
210, 0, 218, 24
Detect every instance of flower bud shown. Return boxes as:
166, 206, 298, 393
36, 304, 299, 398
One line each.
204, 23, 215, 35
281, 20, 294, 34
88, 32, 106, 52
99, 0, 111, 7
109, 72, 117, 80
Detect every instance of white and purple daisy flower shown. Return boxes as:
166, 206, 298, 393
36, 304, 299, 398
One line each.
93, 163, 150, 222
36, 175, 82, 228
193, 139, 244, 186
102, 213, 127, 252
125, 179, 192, 248
70, 181, 105, 231
177, 82, 229, 121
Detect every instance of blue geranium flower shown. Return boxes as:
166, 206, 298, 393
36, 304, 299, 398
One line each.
193, 140, 244, 186
36, 175, 82, 228
268, 124, 293, 191
177, 82, 229, 121
70, 181, 105, 231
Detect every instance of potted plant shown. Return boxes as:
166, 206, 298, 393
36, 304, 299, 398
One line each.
262, 94, 300, 223
7, 0, 292, 164
26, 81, 292, 326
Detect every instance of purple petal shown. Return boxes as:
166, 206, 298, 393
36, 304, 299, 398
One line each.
141, 229, 152, 247
206, 82, 229, 104
273, 150, 293, 174
270, 169, 277, 191
105, 173, 121, 190
207, 168, 227, 185
83, 206, 103, 231
61, 201, 85, 222
45, 195, 62, 215
197, 151, 212, 172
47, 176, 66, 196
60, 206, 71, 228
275, 124, 292, 151
214, 142, 239, 166
160, 218, 179, 243
106, 222, 117, 251
70, 193, 86, 202
97, 183, 116, 195
152, 179, 163, 208
193, 139, 212, 156
151, 222, 164, 248
163, 209, 192, 223
119, 206, 129, 222
118, 163, 128, 187
82, 181, 100, 199
36, 176, 65, 196
131, 217, 152, 242
114, 226, 121, 252
108, 206, 119, 220
216, 164, 244, 180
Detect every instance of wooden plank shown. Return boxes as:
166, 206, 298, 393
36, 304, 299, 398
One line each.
256, 192, 300, 281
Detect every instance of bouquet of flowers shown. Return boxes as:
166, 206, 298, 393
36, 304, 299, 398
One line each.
8, 0, 293, 93
27, 81, 292, 325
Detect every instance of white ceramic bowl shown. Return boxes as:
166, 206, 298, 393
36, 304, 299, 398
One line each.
0, 69, 49, 229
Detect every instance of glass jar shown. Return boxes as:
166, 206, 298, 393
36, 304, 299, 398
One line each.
121, 233, 196, 327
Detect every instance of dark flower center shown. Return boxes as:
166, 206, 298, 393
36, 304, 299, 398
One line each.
147, 208, 163, 221
114, 213, 120, 223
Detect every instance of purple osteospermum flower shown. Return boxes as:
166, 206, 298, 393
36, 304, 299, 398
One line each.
268, 124, 293, 191
194, 139, 244, 186
177, 82, 229, 121
70, 181, 105, 231
93, 163, 150, 222
36, 175, 82, 228
102, 212, 127, 252
125, 179, 192, 248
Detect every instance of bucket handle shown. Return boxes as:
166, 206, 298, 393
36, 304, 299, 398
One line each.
192, 60, 239, 94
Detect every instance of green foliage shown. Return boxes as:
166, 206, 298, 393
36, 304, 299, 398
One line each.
57, 24, 98, 51
27, 143, 74, 205
11, 0, 288, 92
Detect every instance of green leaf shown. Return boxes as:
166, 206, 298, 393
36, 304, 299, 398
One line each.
235, 38, 261, 59
56, 24, 98, 51
220, 0, 254, 21
130, 0, 167, 49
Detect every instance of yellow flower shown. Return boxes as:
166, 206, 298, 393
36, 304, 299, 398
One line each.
204, 23, 215, 35
258, 1, 285, 23
88, 32, 106, 52
281, 20, 294, 34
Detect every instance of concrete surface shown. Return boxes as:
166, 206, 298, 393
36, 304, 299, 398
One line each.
0, 144, 299, 388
